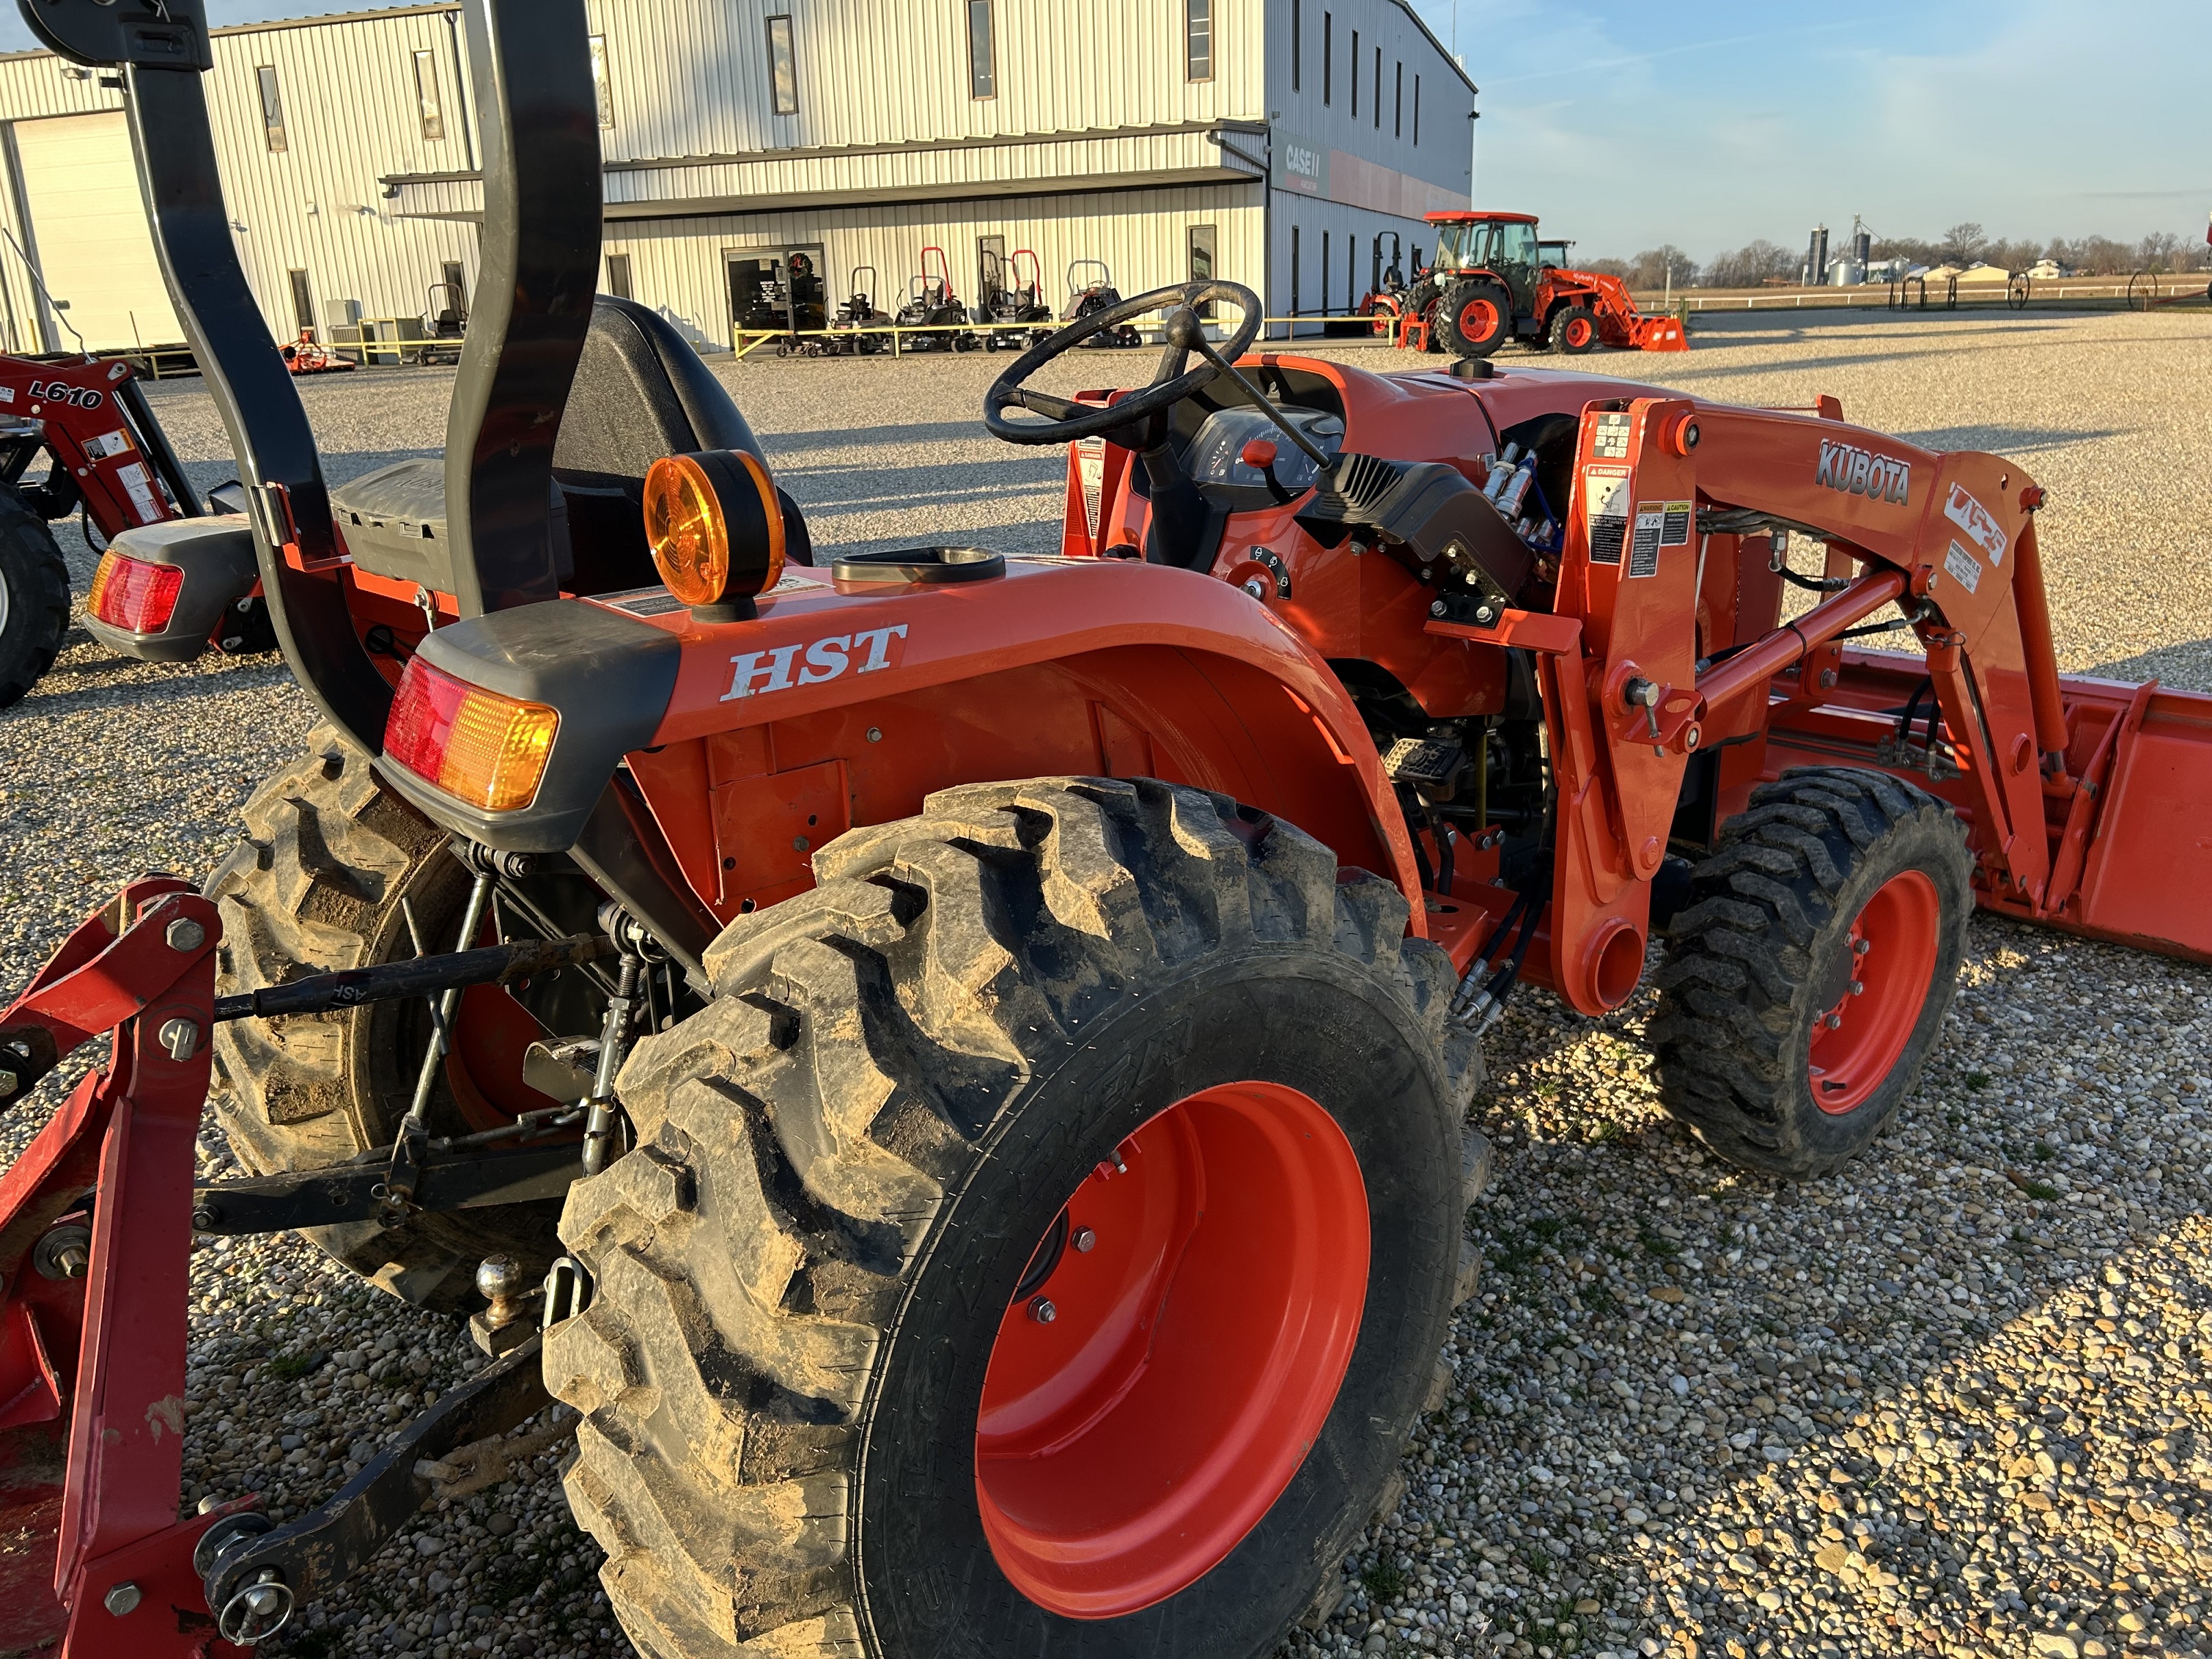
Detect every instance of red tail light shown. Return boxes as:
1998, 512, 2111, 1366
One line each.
385, 658, 559, 812
88, 552, 184, 634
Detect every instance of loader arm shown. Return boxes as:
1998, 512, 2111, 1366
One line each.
1533, 395, 2212, 967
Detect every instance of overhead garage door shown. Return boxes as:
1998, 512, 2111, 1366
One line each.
12, 110, 182, 352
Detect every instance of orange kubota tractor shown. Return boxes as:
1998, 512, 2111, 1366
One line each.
1, 3, 2209, 1657
1399, 208, 1688, 359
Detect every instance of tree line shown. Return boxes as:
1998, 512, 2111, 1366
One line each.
1577, 224, 2209, 290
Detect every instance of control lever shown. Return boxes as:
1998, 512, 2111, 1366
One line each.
1240, 437, 1288, 500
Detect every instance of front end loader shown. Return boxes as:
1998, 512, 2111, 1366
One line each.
1, 2, 2208, 1658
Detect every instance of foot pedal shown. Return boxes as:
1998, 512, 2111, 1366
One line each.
1384, 736, 1467, 799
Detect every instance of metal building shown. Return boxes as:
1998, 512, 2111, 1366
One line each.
0, 0, 1471, 356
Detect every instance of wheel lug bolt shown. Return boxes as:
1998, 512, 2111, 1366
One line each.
1072, 1227, 1096, 1253
1848, 980, 1864, 996
1823, 1013, 1844, 1029
1852, 939, 1872, 956
1029, 1297, 1057, 1324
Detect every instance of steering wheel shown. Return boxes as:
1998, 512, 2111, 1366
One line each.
983, 280, 1265, 445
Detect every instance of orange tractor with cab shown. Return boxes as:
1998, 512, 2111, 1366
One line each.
1, 3, 2207, 1658
1395, 208, 1687, 358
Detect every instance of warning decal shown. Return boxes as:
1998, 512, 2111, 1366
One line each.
1077, 436, 1105, 542
1943, 483, 2007, 565
1661, 500, 1693, 547
84, 429, 134, 461
1942, 539, 1983, 595
1629, 502, 1666, 577
1585, 464, 1631, 565
116, 460, 160, 526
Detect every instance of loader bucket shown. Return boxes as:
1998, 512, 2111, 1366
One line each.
1632, 314, 1689, 352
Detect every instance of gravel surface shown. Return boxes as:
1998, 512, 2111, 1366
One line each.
0, 309, 2206, 1659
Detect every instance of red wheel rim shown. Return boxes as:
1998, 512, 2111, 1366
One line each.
1565, 317, 1593, 348
1458, 298, 1498, 339
1807, 869, 1940, 1113
974, 1082, 1369, 1619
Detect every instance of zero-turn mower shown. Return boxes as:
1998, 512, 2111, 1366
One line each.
891, 245, 974, 350
1064, 258, 1145, 347
3, 3, 2209, 1657
976, 246, 1054, 351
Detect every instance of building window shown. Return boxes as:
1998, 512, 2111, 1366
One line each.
1413, 75, 1421, 144
1394, 61, 1402, 136
287, 269, 313, 332
966, 0, 995, 99
411, 49, 444, 142
1185, 0, 1212, 82
1290, 226, 1301, 313
1188, 222, 1216, 317
588, 34, 614, 129
1349, 30, 1358, 117
765, 15, 799, 115
256, 64, 287, 152
1373, 47, 1381, 128
1291, 0, 1300, 90
605, 252, 633, 301
1322, 12, 1331, 104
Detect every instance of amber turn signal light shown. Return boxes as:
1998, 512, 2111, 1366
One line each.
384, 658, 560, 812
642, 448, 785, 620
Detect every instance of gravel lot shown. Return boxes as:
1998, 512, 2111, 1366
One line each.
0, 308, 2207, 1659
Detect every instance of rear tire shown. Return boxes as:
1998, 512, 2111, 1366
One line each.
1548, 304, 1599, 354
549, 776, 1484, 1658
206, 727, 573, 1309
0, 485, 70, 709
1436, 278, 1513, 358
1650, 767, 1973, 1179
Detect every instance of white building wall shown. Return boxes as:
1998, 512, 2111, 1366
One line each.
0, 4, 479, 352
582, 0, 1269, 161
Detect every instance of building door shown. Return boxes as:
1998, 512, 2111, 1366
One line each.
287, 270, 315, 335
10, 110, 183, 352
725, 244, 826, 338
438, 258, 469, 322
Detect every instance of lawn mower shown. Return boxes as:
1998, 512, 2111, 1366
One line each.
1397, 209, 1687, 357
820, 265, 888, 354
1063, 257, 1144, 346
976, 247, 1053, 352
1357, 232, 1411, 339
890, 245, 973, 350
276, 328, 354, 376
0, 346, 266, 706
6, 3, 2211, 1657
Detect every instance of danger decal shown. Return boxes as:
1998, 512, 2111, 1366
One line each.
1584, 465, 1631, 565
1816, 440, 1911, 505
1942, 540, 1983, 596
1943, 483, 2007, 565
723, 625, 909, 702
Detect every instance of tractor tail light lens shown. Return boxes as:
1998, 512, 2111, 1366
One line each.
384, 659, 559, 812
88, 551, 184, 634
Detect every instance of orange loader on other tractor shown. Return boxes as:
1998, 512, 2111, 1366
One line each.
1394, 208, 1688, 358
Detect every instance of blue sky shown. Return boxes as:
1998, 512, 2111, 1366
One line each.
4, 0, 2204, 262
1409, 0, 2210, 258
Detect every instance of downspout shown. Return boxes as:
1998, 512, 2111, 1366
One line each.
445, 7, 479, 174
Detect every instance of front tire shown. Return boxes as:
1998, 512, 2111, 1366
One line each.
0, 485, 69, 709
1650, 767, 1973, 1179
1548, 303, 1599, 354
1436, 278, 1513, 358
549, 777, 1484, 1658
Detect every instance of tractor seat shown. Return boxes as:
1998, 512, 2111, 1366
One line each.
330, 295, 810, 598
